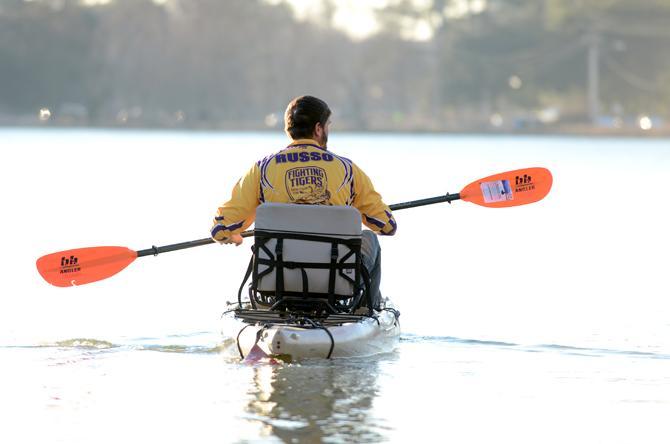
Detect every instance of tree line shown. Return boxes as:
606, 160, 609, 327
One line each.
1, 0, 669, 131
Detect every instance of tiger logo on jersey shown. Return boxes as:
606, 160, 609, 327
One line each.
285, 166, 332, 205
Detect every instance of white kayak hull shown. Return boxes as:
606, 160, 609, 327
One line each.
221, 302, 400, 360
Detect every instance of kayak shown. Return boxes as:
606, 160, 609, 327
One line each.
221, 299, 400, 360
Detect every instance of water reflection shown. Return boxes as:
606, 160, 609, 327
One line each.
246, 358, 389, 443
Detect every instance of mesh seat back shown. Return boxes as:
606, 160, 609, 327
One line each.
254, 203, 362, 296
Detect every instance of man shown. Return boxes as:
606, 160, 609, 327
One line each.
211, 95, 396, 308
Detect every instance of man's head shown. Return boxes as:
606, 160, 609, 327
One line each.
284, 96, 331, 147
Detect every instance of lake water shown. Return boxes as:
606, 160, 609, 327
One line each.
1, 129, 669, 443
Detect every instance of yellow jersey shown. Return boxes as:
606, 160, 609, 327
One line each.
211, 139, 397, 240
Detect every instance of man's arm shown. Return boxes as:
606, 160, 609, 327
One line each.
211, 163, 261, 243
352, 164, 397, 236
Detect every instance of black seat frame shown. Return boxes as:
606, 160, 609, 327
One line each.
237, 229, 372, 315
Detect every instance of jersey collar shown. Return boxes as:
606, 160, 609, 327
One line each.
287, 139, 326, 151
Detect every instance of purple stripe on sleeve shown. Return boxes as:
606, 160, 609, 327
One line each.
343, 158, 353, 183
385, 210, 397, 235
384, 215, 397, 235
260, 156, 274, 190
364, 214, 386, 229
211, 220, 245, 238
225, 220, 245, 231
211, 224, 225, 238
334, 154, 353, 191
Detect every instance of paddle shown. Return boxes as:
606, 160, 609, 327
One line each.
36, 167, 552, 287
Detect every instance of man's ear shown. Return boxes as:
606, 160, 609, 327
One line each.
313, 122, 323, 138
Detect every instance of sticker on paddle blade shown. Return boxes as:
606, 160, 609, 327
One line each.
460, 167, 553, 208
480, 179, 513, 203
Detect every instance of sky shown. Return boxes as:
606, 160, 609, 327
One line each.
260, 0, 478, 41
263, 0, 387, 40
273, 0, 489, 40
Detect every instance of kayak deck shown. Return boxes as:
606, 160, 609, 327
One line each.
221, 302, 400, 360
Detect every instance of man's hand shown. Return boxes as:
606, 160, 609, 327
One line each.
215, 233, 243, 246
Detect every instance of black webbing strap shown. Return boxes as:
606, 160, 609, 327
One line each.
327, 242, 338, 306
277, 262, 311, 299
255, 230, 361, 248
238, 249, 256, 308
257, 243, 275, 281
275, 238, 284, 301
251, 238, 275, 294
298, 266, 309, 298
251, 229, 364, 313
255, 259, 355, 271
272, 239, 312, 300
337, 249, 356, 285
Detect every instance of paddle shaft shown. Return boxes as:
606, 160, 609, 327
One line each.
389, 192, 460, 211
136, 192, 461, 258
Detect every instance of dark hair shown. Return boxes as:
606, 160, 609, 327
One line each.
284, 96, 331, 139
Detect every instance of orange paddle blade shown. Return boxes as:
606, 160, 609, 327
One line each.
36, 246, 137, 287
460, 167, 553, 208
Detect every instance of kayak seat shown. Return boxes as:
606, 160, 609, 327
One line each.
238, 203, 372, 315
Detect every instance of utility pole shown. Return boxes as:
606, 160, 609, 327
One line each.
587, 30, 601, 126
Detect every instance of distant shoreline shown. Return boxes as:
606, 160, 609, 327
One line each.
2, 123, 669, 138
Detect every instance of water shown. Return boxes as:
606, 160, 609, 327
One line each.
2, 129, 670, 443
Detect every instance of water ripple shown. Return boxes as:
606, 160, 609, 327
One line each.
401, 333, 670, 360
401, 334, 518, 347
